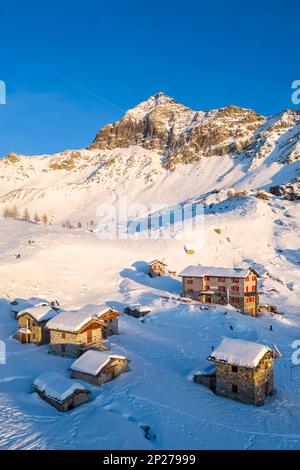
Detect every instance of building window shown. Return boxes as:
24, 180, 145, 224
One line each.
252, 276, 256, 281
187, 279, 193, 285
232, 286, 239, 291
219, 286, 226, 292
187, 289, 194, 293
232, 384, 238, 394
246, 276, 249, 281
232, 278, 239, 283
231, 365, 238, 373
245, 286, 249, 293
61, 344, 66, 354
62, 333, 66, 339
206, 285, 210, 291
218, 277, 225, 282
206, 276, 211, 281
252, 286, 256, 292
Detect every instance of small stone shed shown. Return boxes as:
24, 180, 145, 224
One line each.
70, 350, 129, 386
124, 304, 151, 318
46, 311, 108, 358
17, 305, 58, 345
76, 304, 121, 337
194, 338, 279, 406
33, 371, 90, 412
148, 259, 167, 277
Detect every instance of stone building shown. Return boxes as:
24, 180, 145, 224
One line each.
148, 259, 167, 277
194, 338, 279, 406
75, 304, 121, 337
124, 304, 151, 318
33, 371, 90, 412
46, 310, 108, 358
70, 350, 129, 386
16, 305, 58, 344
179, 265, 260, 316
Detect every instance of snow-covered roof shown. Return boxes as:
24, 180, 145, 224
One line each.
34, 372, 87, 401
194, 363, 216, 376
46, 310, 106, 333
149, 259, 167, 266
129, 304, 151, 313
76, 304, 120, 319
179, 265, 251, 279
17, 305, 58, 322
70, 350, 127, 376
10, 298, 49, 313
209, 338, 272, 368
18, 327, 31, 334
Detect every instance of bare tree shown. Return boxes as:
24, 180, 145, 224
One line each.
22, 208, 30, 222
3, 207, 10, 219
41, 214, 48, 226
33, 213, 40, 224
11, 205, 19, 220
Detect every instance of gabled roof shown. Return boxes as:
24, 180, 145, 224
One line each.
128, 304, 151, 313
17, 305, 58, 322
34, 372, 87, 401
46, 310, 106, 333
70, 350, 127, 376
149, 259, 167, 266
179, 265, 258, 279
76, 304, 121, 319
208, 338, 272, 368
10, 297, 49, 313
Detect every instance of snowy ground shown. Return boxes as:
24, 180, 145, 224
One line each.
1, 203, 300, 450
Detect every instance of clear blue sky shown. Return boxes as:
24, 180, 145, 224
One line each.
0, 0, 299, 156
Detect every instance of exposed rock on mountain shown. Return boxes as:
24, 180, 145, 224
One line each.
88, 93, 265, 167
270, 179, 300, 200
1, 93, 300, 223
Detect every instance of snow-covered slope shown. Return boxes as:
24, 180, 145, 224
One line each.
0, 94, 300, 224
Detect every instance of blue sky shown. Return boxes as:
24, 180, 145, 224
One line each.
0, 0, 299, 156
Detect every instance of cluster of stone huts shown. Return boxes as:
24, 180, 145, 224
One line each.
13, 300, 129, 411
148, 260, 281, 405
12, 259, 280, 409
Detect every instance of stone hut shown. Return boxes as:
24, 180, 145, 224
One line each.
46, 310, 108, 358
70, 350, 129, 386
16, 305, 58, 345
148, 259, 167, 277
124, 304, 151, 318
75, 304, 121, 337
33, 371, 90, 412
194, 338, 280, 406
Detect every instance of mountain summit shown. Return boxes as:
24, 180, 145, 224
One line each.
1, 94, 300, 221
88, 93, 266, 167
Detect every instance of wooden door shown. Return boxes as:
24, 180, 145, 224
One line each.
87, 329, 92, 343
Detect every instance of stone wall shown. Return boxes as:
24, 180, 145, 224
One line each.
18, 314, 49, 344
71, 359, 129, 386
49, 327, 104, 358
34, 388, 90, 411
215, 352, 274, 405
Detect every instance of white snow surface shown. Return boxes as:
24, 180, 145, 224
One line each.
70, 351, 127, 376
34, 371, 87, 401
1, 126, 300, 448
209, 338, 271, 368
